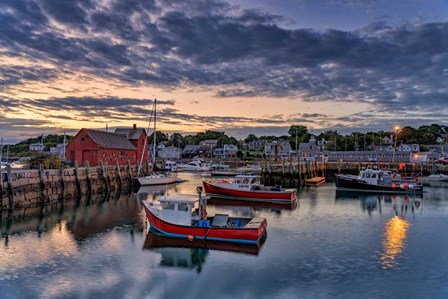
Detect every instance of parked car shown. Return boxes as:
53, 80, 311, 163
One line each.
438, 157, 448, 165
368, 157, 378, 162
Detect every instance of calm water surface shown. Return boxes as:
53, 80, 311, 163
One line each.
1, 172, 448, 299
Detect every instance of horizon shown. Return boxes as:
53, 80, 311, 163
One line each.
1, 0, 448, 144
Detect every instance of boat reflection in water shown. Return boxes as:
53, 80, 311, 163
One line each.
207, 197, 298, 213
335, 191, 422, 217
143, 230, 266, 273
136, 184, 178, 201
381, 215, 410, 269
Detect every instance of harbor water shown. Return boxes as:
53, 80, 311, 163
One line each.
1, 172, 448, 298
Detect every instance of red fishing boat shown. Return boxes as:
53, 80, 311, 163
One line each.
202, 175, 297, 204
142, 187, 267, 245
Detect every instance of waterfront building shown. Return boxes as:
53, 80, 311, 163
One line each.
264, 140, 292, 159
114, 124, 148, 164
66, 126, 147, 166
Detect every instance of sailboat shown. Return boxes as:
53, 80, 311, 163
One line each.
138, 99, 178, 186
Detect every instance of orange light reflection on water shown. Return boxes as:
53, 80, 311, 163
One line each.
380, 216, 410, 269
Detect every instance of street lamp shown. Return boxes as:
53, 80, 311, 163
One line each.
392, 126, 400, 163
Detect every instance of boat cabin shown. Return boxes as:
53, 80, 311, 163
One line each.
232, 175, 260, 190
157, 195, 199, 226
165, 160, 178, 171
358, 167, 393, 185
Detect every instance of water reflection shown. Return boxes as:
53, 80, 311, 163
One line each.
335, 191, 423, 217
381, 216, 410, 269
0, 191, 142, 239
143, 230, 265, 273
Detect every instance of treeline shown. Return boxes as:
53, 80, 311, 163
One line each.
6, 135, 73, 157
4, 124, 447, 157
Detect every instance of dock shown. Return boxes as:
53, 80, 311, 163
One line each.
306, 177, 326, 186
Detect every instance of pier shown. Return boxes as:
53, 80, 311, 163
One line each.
0, 162, 152, 211
260, 160, 448, 184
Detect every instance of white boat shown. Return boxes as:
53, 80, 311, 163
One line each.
138, 99, 177, 186
177, 157, 211, 172
210, 162, 230, 170
424, 173, 448, 182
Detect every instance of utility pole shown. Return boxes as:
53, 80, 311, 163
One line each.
392, 126, 400, 163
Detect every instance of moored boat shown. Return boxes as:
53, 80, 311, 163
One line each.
335, 166, 423, 194
202, 175, 297, 204
177, 156, 211, 172
142, 187, 267, 244
138, 173, 177, 186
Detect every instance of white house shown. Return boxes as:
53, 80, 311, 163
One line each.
29, 143, 44, 152
158, 146, 182, 159
382, 136, 393, 145
223, 144, 237, 158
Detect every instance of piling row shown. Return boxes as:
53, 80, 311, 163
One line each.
261, 160, 446, 184
0, 162, 151, 211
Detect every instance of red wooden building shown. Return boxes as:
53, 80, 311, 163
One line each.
66, 126, 148, 166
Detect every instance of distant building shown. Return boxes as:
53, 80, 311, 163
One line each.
264, 140, 291, 159
50, 143, 65, 157
66, 126, 147, 166
213, 144, 238, 159
199, 140, 218, 148
29, 143, 44, 152
327, 151, 411, 162
183, 145, 201, 157
158, 146, 182, 159
382, 136, 393, 145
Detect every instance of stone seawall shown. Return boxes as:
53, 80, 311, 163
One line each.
0, 162, 151, 211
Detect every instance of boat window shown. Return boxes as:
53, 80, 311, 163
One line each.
178, 203, 189, 212
372, 173, 377, 178
161, 202, 175, 210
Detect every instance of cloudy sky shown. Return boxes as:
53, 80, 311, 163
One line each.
1, 0, 447, 143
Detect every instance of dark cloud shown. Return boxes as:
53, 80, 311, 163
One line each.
0, 66, 60, 91
0, 0, 446, 131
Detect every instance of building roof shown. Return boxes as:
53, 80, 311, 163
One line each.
85, 129, 137, 150
114, 128, 146, 140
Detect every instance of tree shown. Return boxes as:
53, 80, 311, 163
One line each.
244, 134, 258, 143
168, 133, 185, 148
421, 132, 436, 144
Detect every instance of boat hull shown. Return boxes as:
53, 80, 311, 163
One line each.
143, 203, 267, 244
335, 174, 423, 194
138, 175, 177, 186
202, 181, 296, 204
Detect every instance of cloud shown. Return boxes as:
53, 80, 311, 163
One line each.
0, 0, 447, 137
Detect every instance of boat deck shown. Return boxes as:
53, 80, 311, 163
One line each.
245, 218, 266, 229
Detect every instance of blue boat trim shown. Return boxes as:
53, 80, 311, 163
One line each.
150, 225, 262, 245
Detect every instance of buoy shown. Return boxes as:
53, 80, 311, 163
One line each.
188, 235, 194, 241
403, 182, 408, 188
408, 184, 414, 189
400, 184, 405, 189
392, 184, 396, 189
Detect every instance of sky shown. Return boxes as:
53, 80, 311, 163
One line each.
0, 0, 447, 143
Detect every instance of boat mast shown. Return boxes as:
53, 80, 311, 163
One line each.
153, 98, 157, 167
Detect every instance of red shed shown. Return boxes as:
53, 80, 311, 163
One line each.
114, 124, 148, 164
66, 128, 146, 166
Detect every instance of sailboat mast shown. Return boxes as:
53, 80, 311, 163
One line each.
153, 98, 157, 165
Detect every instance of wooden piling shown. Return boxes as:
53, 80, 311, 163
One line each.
85, 161, 92, 196
6, 165, 13, 210
74, 161, 81, 195
39, 164, 47, 205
